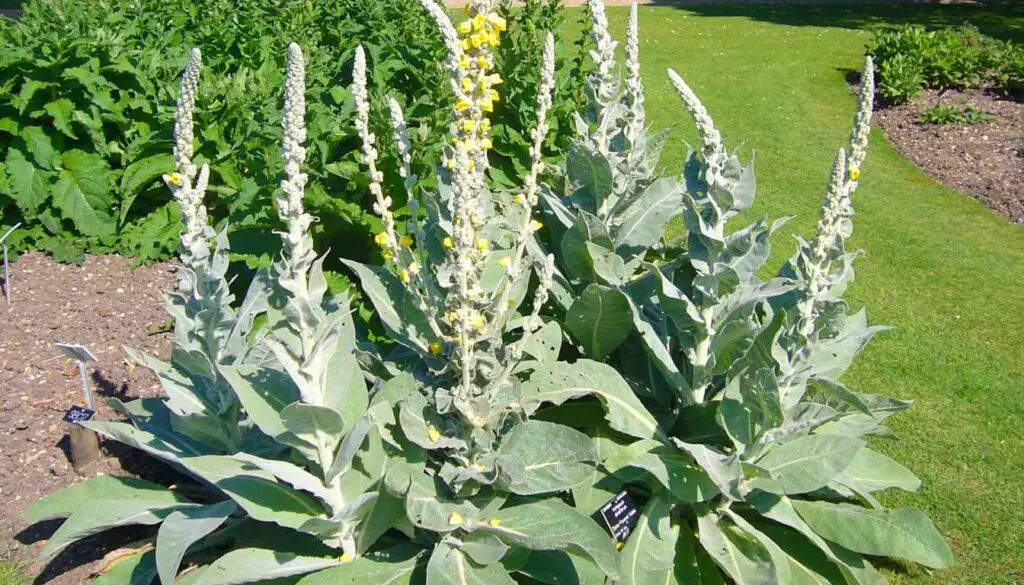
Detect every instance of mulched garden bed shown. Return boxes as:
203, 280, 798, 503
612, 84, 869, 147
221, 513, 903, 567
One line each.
874, 88, 1024, 225
0, 252, 175, 584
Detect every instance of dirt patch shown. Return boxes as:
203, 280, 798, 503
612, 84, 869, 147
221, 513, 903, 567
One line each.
0, 252, 176, 584
874, 88, 1024, 225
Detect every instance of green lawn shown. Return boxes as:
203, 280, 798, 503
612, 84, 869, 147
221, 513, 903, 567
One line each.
589, 4, 1024, 584
0, 562, 26, 585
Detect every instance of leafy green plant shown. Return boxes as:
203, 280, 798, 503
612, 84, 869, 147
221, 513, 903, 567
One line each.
870, 24, 1024, 103
0, 0, 578, 269
532, 2, 953, 582
917, 103, 995, 125
26, 1, 953, 584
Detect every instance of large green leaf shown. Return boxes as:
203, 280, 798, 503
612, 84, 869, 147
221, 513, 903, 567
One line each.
573, 425, 629, 516
156, 500, 237, 585
481, 499, 620, 580
521, 360, 660, 440
4, 148, 49, 215
19, 126, 59, 169
182, 456, 326, 531
567, 144, 613, 213
426, 541, 515, 585
836, 447, 921, 493
620, 493, 678, 585
695, 509, 776, 585
190, 548, 339, 585
119, 153, 175, 225
43, 99, 77, 139
753, 434, 864, 495
674, 526, 725, 585
220, 365, 297, 440
92, 550, 158, 585
496, 420, 599, 495
791, 501, 954, 569
606, 445, 719, 504
41, 498, 198, 559
52, 149, 115, 236
565, 284, 632, 361
297, 545, 423, 585
24, 475, 188, 523
615, 178, 683, 256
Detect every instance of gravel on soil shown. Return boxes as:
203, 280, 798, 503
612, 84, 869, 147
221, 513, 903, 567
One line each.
0, 252, 176, 584
874, 88, 1024, 225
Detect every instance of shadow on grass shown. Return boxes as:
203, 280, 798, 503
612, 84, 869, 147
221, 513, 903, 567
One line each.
644, 1, 1024, 44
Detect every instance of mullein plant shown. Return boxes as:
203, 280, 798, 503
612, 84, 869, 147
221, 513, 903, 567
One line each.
341, 1, 654, 581
539, 4, 953, 583
118, 47, 274, 455
24, 45, 404, 585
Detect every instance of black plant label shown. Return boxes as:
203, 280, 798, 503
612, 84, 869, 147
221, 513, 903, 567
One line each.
598, 490, 640, 543
63, 406, 96, 425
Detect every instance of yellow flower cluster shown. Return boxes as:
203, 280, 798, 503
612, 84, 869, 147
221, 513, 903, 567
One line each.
451, 10, 505, 157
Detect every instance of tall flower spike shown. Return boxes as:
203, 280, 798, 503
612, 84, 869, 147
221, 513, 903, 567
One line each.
494, 32, 556, 318
625, 0, 645, 134
667, 68, 727, 186
848, 56, 875, 175
586, 0, 618, 105
164, 47, 211, 275
354, 46, 396, 258
419, 0, 464, 96
389, 97, 416, 197
276, 43, 314, 275
173, 48, 201, 181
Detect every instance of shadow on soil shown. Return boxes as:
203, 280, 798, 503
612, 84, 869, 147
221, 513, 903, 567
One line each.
645, 1, 1024, 43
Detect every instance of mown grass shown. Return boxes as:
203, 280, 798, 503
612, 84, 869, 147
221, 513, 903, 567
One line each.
0, 561, 27, 585
582, 4, 1024, 584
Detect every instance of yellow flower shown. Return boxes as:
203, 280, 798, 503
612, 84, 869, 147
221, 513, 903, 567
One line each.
455, 99, 470, 112
506, 299, 516, 309
480, 98, 494, 113
616, 541, 625, 551
428, 426, 442, 442
460, 39, 471, 51
489, 89, 500, 103
470, 314, 486, 330
340, 552, 353, 563
480, 137, 493, 150
463, 119, 477, 133
468, 160, 476, 170
449, 512, 464, 526
472, 416, 486, 428
475, 238, 490, 253
382, 250, 393, 261
470, 34, 484, 48
374, 232, 389, 247
498, 256, 511, 268
458, 20, 472, 34
472, 14, 486, 31
459, 55, 471, 71
443, 236, 454, 249
530, 219, 543, 232
445, 310, 458, 323
167, 173, 182, 186
399, 269, 410, 284
487, 32, 500, 47
849, 166, 861, 181
429, 342, 442, 355
487, 74, 503, 86
489, 518, 501, 527
461, 78, 474, 93
480, 119, 491, 132
512, 194, 523, 205
445, 158, 456, 169
476, 56, 488, 69
409, 262, 420, 275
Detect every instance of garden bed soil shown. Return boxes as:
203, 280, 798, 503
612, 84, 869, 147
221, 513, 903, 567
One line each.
0, 252, 175, 584
874, 88, 1024, 225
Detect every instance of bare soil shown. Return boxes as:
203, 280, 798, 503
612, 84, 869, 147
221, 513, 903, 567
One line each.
874, 88, 1024, 225
0, 252, 175, 584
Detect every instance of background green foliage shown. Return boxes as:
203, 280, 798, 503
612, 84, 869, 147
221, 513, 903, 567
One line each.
0, 0, 585, 273
870, 24, 1024, 103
